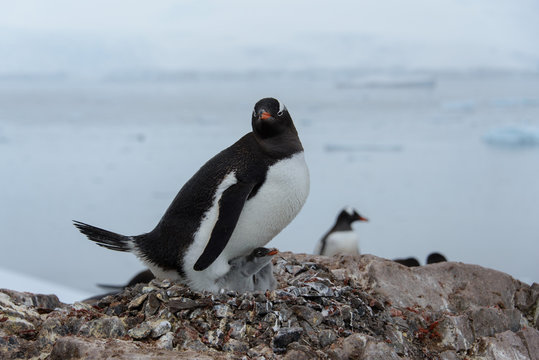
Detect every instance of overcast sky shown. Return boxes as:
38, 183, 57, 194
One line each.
1, 0, 538, 75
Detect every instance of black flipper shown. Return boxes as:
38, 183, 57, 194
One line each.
97, 269, 155, 290
73, 220, 131, 252
193, 181, 255, 271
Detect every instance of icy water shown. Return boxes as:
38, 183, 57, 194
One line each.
1, 71, 538, 295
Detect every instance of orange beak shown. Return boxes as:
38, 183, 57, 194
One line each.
358, 215, 368, 222
267, 249, 278, 256
260, 111, 272, 120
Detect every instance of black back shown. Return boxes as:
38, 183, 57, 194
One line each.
426, 252, 447, 264
135, 98, 303, 276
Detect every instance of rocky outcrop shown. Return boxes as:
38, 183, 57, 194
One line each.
1, 253, 538, 359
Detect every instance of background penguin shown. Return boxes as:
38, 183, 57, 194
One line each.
314, 207, 368, 256
74, 97, 309, 293
216, 247, 278, 292
393, 257, 420, 267
426, 252, 447, 264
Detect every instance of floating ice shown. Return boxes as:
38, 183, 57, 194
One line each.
324, 143, 403, 153
483, 125, 539, 147
336, 75, 436, 89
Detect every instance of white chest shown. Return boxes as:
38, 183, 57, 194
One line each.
227, 151, 310, 254
321, 230, 360, 256
183, 152, 309, 292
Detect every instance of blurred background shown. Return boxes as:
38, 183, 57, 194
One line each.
1, 0, 538, 302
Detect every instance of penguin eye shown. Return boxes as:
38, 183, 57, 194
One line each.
277, 110, 284, 117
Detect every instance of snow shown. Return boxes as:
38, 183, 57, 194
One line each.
0, 267, 93, 304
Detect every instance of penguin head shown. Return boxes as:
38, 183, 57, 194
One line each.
338, 207, 369, 224
251, 98, 303, 155
249, 247, 279, 259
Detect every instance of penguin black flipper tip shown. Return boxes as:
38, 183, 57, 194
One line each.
73, 220, 131, 252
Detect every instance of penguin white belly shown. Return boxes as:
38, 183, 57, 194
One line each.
225, 151, 310, 257
322, 231, 360, 256
183, 152, 309, 292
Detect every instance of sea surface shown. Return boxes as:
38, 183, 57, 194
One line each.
1, 71, 538, 296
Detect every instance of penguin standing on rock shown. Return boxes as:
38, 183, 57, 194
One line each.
74, 98, 309, 293
314, 207, 368, 256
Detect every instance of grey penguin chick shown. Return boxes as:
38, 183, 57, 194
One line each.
314, 207, 368, 256
216, 247, 278, 292
74, 98, 309, 292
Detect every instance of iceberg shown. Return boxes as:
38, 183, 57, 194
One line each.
483, 125, 539, 147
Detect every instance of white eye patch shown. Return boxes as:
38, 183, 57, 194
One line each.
278, 100, 286, 115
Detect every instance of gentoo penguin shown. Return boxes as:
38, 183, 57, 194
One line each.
216, 247, 278, 292
83, 269, 156, 302
97, 269, 155, 292
314, 207, 368, 256
393, 257, 420, 267
74, 98, 309, 293
426, 252, 447, 264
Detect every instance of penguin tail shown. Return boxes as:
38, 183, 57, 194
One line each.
73, 220, 132, 252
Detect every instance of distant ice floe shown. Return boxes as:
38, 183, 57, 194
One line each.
325, 143, 403, 153
336, 74, 436, 89
489, 97, 539, 108
483, 125, 539, 147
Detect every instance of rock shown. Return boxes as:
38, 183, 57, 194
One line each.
438, 314, 474, 351
144, 293, 161, 316
222, 338, 249, 353
168, 297, 210, 312
438, 350, 459, 360
247, 343, 274, 358
0, 289, 62, 310
127, 322, 151, 340
78, 317, 126, 338
473, 330, 530, 360
213, 304, 232, 318
49, 336, 213, 360
1, 317, 36, 335
283, 343, 318, 360
1, 252, 537, 359
273, 327, 303, 350
517, 326, 539, 360
318, 329, 337, 348
127, 293, 148, 309
470, 307, 522, 338
228, 320, 246, 339
149, 320, 172, 338
328, 333, 400, 360
156, 331, 175, 350
292, 305, 323, 327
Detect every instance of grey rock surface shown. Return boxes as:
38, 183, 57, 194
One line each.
1, 252, 538, 359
